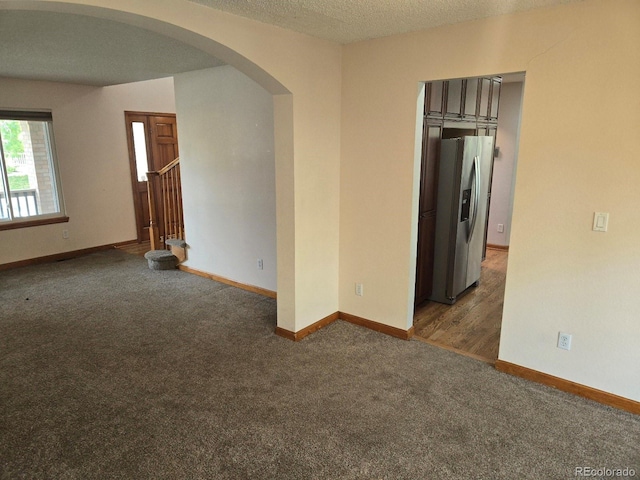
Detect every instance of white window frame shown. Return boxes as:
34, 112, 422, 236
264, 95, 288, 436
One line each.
0, 110, 67, 230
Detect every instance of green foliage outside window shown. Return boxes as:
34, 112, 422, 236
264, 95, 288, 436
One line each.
9, 175, 29, 190
1, 120, 25, 157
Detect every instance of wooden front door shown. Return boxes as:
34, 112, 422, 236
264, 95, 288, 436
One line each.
125, 112, 179, 242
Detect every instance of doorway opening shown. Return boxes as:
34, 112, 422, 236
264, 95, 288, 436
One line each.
413, 73, 525, 363
3, 2, 293, 331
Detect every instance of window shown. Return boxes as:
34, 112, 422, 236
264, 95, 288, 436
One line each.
0, 111, 67, 229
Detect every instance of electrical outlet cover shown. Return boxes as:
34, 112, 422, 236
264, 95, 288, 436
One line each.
558, 332, 572, 350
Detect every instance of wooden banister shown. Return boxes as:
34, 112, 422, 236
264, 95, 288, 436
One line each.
147, 157, 184, 251
156, 156, 180, 176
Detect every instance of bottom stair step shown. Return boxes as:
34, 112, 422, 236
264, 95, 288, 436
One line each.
144, 250, 178, 270
165, 238, 187, 249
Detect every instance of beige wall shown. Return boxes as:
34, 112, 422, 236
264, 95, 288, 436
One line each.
487, 81, 523, 247
174, 66, 277, 292
0, 76, 176, 264
340, 0, 640, 401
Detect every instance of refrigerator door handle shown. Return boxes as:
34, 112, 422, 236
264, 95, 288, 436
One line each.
468, 155, 481, 241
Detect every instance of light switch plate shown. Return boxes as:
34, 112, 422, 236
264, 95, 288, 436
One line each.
592, 212, 608, 232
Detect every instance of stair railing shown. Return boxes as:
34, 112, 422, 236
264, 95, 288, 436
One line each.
147, 157, 184, 251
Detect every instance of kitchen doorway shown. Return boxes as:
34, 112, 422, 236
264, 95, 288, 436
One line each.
413, 73, 525, 363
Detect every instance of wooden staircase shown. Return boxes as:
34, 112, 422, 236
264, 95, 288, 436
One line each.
144, 157, 186, 270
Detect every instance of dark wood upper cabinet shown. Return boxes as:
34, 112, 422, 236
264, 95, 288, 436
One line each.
478, 77, 492, 120
426, 81, 444, 118
463, 79, 479, 118
444, 79, 463, 118
426, 76, 500, 122
489, 78, 502, 120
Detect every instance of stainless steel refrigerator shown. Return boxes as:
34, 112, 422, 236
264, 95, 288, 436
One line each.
429, 136, 494, 304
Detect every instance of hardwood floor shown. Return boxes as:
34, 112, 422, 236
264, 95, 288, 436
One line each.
116, 240, 151, 257
413, 247, 508, 364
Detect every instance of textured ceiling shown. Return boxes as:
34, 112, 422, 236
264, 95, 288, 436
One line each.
187, 0, 582, 44
0, 11, 224, 87
0, 1, 577, 87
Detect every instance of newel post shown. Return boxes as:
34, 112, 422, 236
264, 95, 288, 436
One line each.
147, 172, 160, 251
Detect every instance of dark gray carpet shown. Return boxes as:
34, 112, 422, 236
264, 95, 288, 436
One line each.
1, 250, 638, 479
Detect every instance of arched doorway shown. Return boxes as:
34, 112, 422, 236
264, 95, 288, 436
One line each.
0, 0, 300, 330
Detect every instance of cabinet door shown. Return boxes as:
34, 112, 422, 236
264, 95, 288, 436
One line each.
478, 78, 491, 120
426, 81, 444, 118
415, 212, 437, 305
444, 79, 463, 118
463, 78, 479, 118
419, 124, 443, 213
489, 78, 502, 120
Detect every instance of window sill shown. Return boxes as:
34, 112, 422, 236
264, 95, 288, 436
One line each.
0, 216, 69, 231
